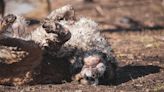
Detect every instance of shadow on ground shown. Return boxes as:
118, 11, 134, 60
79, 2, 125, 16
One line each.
111, 65, 162, 85
37, 58, 161, 86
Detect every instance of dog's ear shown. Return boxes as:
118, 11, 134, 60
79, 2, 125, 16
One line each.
71, 55, 84, 74
70, 49, 84, 75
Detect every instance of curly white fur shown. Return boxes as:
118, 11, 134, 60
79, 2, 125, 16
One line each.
63, 18, 112, 52
48, 5, 114, 57
51, 5, 117, 85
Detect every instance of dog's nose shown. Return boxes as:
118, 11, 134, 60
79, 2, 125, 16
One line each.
85, 76, 95, 81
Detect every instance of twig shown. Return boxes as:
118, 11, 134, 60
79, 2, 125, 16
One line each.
95, 5, 104, 16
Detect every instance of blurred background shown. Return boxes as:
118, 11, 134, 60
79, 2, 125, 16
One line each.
1, 0, 164, 32
1, 0, 164, 28
0, 0, 164, 91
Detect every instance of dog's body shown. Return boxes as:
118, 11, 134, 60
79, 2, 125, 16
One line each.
63, 18, 117, 85
49, 5, 117, 85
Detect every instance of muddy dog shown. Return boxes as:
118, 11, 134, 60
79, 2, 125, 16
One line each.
48, 5, 118, 85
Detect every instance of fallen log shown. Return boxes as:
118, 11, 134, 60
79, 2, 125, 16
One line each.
0, 10, 71, 85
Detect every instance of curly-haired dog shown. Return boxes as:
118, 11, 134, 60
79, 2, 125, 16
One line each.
49, 5, 118, 85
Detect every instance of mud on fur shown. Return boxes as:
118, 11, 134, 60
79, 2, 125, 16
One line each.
52, 5, 118, 85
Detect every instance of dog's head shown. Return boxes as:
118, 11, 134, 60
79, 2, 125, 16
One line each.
77, 50, 107, 85
80, 62, 106, 85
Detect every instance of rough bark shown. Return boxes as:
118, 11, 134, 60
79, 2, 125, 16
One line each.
0, 8, 71, 85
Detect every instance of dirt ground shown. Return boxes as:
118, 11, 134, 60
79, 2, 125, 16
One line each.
0, 0, 164, 92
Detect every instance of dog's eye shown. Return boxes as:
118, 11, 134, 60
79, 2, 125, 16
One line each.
92, 74, 96, 78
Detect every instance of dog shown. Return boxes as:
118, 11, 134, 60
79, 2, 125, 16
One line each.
49, 5, 118, 85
